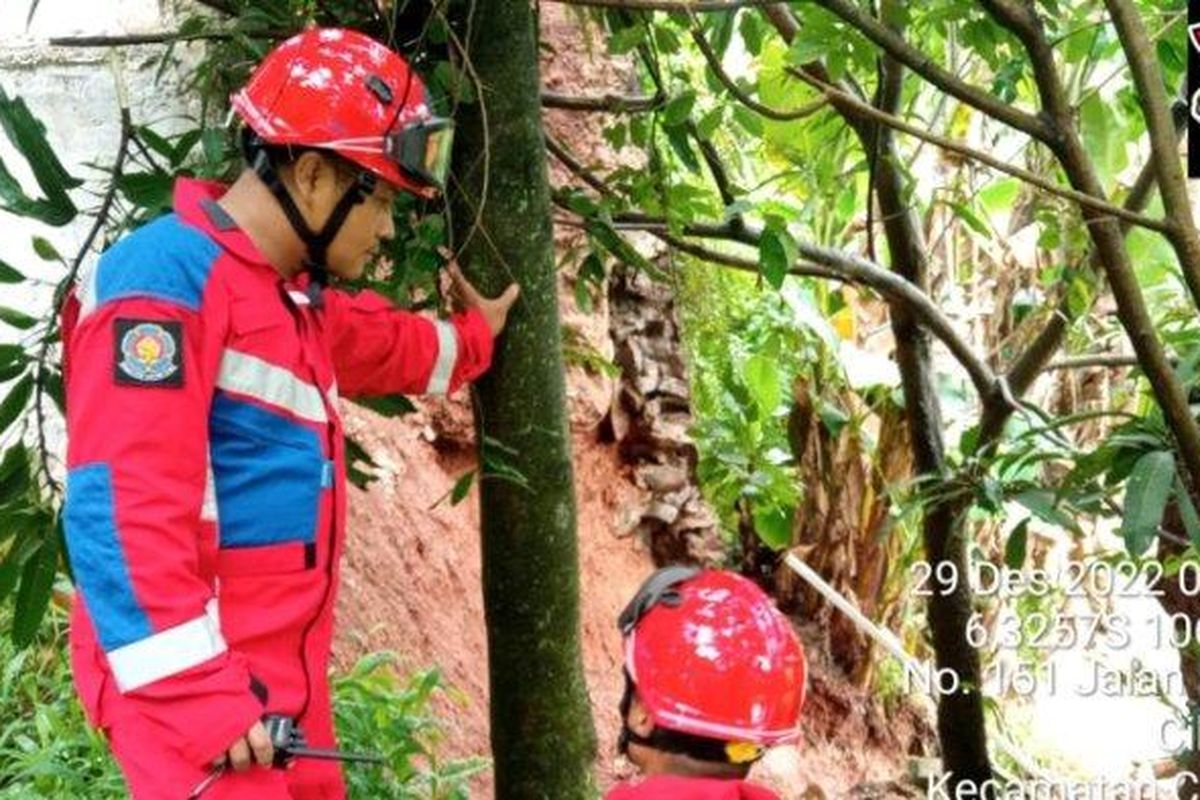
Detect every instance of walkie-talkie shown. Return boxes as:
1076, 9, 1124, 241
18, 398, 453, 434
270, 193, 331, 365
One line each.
262, 714, 385, 768
189, 715, 384, 798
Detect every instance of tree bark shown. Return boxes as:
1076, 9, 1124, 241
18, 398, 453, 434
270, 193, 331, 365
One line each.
861, 36, 993, 797
448, 3, 597, 797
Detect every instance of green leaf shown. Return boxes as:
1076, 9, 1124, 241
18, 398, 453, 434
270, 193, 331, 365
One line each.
432, 61, 477, 104
1176, 478, 1200, 548
170, 129, 204, 168
1065, 272, 1094, 319
136, 126, 175, 162
1079, 92, 1127, 188
817, 400, 850, 439
351, 394, 416, 418
664, 125, 700, 172
758, 224, 797, 289
31, 235, 59, 261
0, 258, 23, 283
117, 172, 173, 212
13, 526, 59, 647
0, 88, 79, 226
696, 107, 723, 140
587, 220, 663, 278
1157, 38, 1184, 75
739, 12, 766, 56
450, 470, 475, 505
1004, 518, 1030, 569
0, 374, 33, 437
0, 343, 24, 368
947, 201, 990, 238
608, 25, 646, 55
1120, 450, 1176, 557
743, 355, 781, 415
0, 444, 30, 503
0, 528, 40, 602
344, 435, 378, 490
978, 178, 1020, 218
753, 504, 794, 550
1013, 488, 1081, 535
662, 91, 696, 128
43, 369, 64, 415
201, 128, 226, 166
0, 306, 38, 330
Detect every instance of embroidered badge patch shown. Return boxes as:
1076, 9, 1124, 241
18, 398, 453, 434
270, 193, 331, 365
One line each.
113, 319, 183, 387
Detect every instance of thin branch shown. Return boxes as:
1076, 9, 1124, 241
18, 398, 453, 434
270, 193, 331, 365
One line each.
49, 31, 234, 47
1105, 0, 1200, 310
762, 3, 799, 40
809, 0, 1054, 142
547, 122, 1008, 405
34, 108, 133, 498
689, 24, 827, 121
547, 141, 1003, 400
595, 211, 1006, 402
786, 67, 1171, 235
687, 121, 740, 211
541, 90, 663, 112
546, 135, 617, 198
544, 0, 785, 11
1045, 354, 1142, 371
979, 0, 1200, 493
1076, 10, 1185, 108
978, 91, 1185, 445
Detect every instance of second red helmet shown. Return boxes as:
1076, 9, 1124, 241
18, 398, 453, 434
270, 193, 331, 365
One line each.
621, 568, 807, 748
231, 27, 452, 197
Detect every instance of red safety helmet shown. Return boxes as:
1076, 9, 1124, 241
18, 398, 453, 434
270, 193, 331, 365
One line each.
231, 27, 452, 198
619, 568, 806, 758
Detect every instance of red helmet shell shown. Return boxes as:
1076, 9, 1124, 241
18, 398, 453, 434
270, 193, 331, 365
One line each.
625, 570, 806, 745
231, 27, 435, 196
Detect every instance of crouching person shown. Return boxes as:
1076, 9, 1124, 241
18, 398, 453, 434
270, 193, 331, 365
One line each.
608, 568, 807, 800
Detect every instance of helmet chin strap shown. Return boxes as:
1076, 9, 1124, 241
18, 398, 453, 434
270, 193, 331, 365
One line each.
242, 129, 376, 307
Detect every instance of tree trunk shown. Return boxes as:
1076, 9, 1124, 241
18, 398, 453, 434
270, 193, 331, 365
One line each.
869, 121, 994, 793
448, 3, 597, 797
761, 3, 994, 785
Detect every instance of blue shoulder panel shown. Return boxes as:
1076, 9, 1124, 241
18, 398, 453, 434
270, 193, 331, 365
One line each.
94, 214, 221, 312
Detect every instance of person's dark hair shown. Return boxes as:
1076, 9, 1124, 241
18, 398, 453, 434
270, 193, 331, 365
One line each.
246, 140, 361, 188
618, 671, 755, 778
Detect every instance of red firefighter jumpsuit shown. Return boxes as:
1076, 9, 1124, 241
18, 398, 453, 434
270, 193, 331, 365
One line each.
606, 776, 782, 800
63, 177, 494, 799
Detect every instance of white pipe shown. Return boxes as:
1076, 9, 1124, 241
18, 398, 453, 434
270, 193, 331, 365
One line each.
783, 552, 1057, 790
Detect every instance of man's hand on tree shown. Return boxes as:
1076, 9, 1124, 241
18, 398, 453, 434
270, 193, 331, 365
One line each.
440, 249, 521, 336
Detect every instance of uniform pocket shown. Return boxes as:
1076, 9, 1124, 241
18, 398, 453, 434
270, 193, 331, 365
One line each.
216, 540, 315, 577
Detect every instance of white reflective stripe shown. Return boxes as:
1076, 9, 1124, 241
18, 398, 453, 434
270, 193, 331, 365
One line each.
77, 261, 99, 321
217, 349, 328, 424
425, 320, 458, 395
200, 458, 218, 523
287, 290, 310, 306
309, 136, 386, 154
107, 599, 226, 693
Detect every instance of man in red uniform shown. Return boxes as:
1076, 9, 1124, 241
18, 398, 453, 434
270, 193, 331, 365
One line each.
606, 568, 808, 800
62, 28, 518, 799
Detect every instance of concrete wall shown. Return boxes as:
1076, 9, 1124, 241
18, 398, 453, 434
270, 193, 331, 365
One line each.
0, 0, 206, 450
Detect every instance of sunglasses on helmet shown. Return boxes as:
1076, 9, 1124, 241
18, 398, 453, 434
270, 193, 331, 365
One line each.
386, 117, 454, 191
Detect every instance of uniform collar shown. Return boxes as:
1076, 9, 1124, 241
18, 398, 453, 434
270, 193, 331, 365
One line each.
173, 178, 279, 272
174, 178, 323, 306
